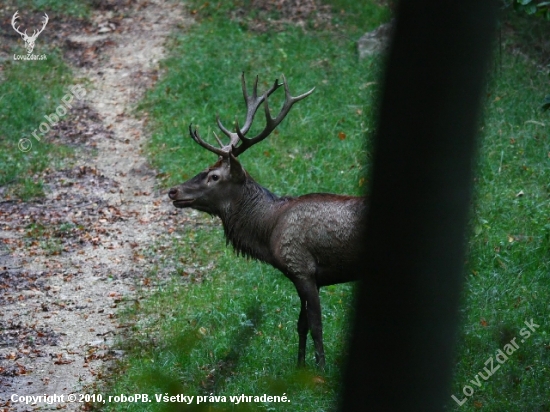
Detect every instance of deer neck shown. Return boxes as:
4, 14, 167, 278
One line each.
218, 177, 284, 264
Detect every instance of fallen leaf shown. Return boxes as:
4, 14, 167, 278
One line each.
54, 358, 74, 365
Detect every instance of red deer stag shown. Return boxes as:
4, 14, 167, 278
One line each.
168, 74, 366, 367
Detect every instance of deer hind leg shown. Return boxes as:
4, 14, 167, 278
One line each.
297, 294, 308, 367
307, 286, 325, 368
295, 282, 325, 368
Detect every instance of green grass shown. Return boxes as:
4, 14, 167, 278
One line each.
9, 0, 90, 17
142, 37, 376, 196
108, 226, 353, 411
319, 0, 393, 33
0, 0, 92, 199
97, 2, 549, 411
0, 50, 77, 199
448, 52, 550, 410
98, 1, 383, 411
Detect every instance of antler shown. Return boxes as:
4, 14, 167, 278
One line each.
11, 11, 48, 38
33, 13, 49, 38
189, 73, 315, 158
11, 11, 25, 37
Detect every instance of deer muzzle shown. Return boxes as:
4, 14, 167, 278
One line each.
168, 187, 194, 208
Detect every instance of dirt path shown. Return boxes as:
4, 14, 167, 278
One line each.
1, 1, 192, 409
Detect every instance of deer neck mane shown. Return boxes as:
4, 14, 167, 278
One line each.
219, 176, 286, 264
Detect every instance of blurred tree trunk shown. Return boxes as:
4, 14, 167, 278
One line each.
339, 1, 498, 411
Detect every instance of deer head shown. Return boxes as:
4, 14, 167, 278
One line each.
12, 11, 49, 55
168, 73, 315, 214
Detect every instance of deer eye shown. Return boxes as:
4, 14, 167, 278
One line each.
210, 174, 219, 182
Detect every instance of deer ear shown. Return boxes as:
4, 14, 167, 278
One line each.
228, 153, 246, 181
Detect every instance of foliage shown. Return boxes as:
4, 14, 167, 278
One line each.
511, 0, 550, 19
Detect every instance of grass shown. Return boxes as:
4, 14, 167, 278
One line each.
319, 0, 393, 33
97, 1, 383, 411
7, 0, 90, 17
109, 226, 353, 411
141, 27, 377, 195
448, 52, 550, 410
0, 0, 92, 200
0, 50, 76, 199
89, 2, 548, 411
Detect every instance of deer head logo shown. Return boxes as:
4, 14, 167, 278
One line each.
11, 11, 49, 55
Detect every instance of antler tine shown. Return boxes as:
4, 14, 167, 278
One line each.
239, 73, 281, 136
11, 11, 25, 36
212, 131, 224, 147
218, 73, 282, 139
215, 114, 241, 150
37, 13, 49, 36
232, 75, 315, 157
200, 74, 313, 158
240, 72, 257, 105
11, 11, 48, 38
30, 13, 48, 37
189, 124, 229, 158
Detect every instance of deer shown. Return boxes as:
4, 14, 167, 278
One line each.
11, 11, 49, 55
168, 73, 366, 368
